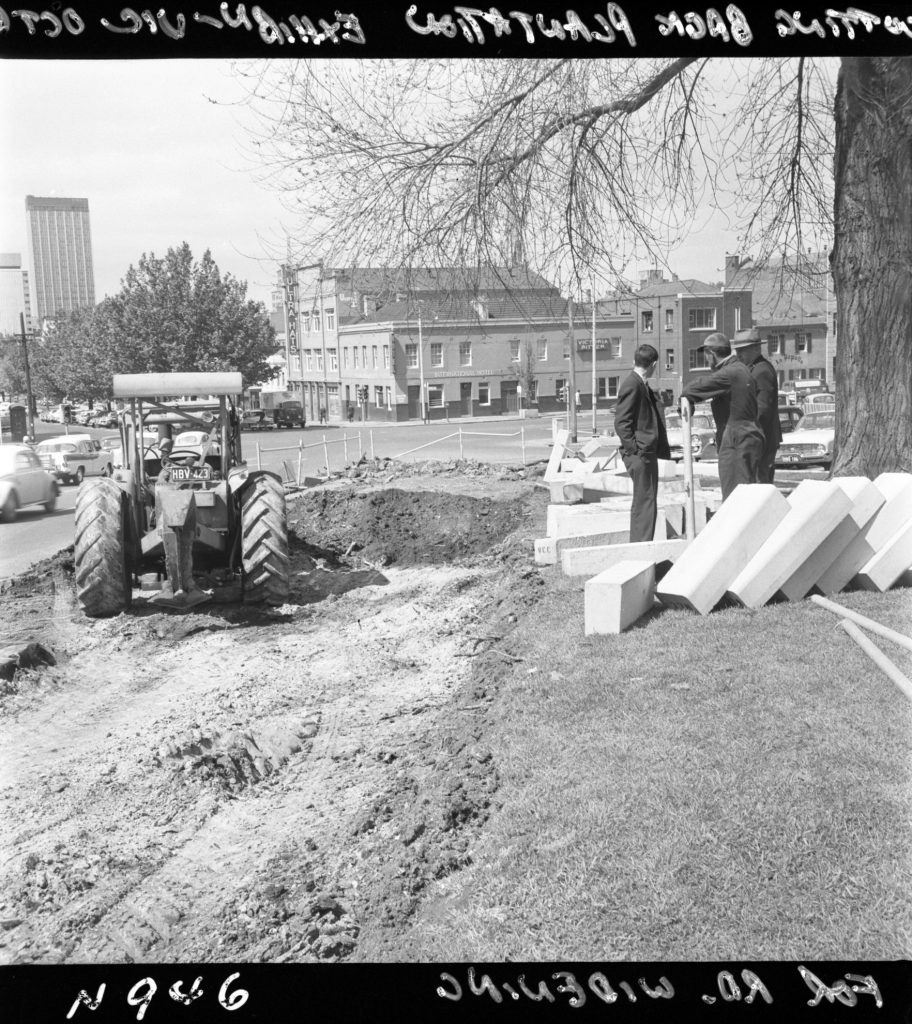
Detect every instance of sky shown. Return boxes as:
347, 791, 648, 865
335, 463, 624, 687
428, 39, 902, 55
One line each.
1, 59, 741, 310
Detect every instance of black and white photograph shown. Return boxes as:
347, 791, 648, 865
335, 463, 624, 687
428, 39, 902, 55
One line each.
1, 3, 911, 1016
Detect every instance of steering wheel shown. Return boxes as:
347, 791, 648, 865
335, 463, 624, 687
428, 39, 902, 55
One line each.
142, 445, 160, 459
164, 447, 206, 467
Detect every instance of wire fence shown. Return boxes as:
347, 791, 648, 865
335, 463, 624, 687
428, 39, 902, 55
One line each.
253, 425, 528, 486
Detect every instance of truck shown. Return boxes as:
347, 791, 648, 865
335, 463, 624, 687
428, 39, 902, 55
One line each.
258, 391, 306, 429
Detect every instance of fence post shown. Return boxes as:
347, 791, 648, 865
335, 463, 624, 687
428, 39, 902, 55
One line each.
521, 426, 526, 465
358, 432, 363, 460
256, 441, 261, 471
458, 426, 464, 460
322, 434, 330, 475
370, 430, 375, 460
297, 438, 304, 486
343, 433, 349, 464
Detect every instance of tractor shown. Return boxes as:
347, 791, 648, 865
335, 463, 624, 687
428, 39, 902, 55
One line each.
73, 371, 290, 617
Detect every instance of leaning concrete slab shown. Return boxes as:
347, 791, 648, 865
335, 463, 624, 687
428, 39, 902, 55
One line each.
581, 474, 687, 500
725, 481, 853, 609
816, 473, 912, 595
656, 484, 789, 614
544, 429, 570, 482
547, 504, 631, 539
585, 560, 656, 635
779, 477, 884, 601
855, 518, 912, 592
562, 537, 690, 577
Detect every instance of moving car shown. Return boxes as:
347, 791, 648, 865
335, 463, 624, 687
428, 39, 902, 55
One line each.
35, 434, 114, 484
775, 410, 835, 469
663, 411, 718, 461
272, 401, 305, 428
0, 444, 60, 522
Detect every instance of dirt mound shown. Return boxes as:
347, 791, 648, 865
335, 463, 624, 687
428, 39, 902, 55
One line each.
290, 487, 525, 567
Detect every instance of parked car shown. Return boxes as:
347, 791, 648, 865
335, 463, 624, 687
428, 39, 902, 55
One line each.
35, 433, 114, 484
803, 393, 835, 414
241, 409, 267, 430
0, 444, 60, 522
778, 405, 804, 434
663, 411, 718, 461
775, 410, 835, 469
110, 431, 160, 469
171, 430, 222, 458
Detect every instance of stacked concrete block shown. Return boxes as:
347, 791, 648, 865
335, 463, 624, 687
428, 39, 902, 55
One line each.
816, 473, 912, 595
581, 473, 687, 501
725, 481, 853, 609
535, 511, 667, 566
562, 537, 690, 578
546, 504, 629, 539
656, 484, 789, 614
584, 560, 657, 635
778, 477, 885, 601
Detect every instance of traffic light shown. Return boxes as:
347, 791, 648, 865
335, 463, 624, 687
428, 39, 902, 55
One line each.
357, 386, 368, 403
557, 384, 567, 403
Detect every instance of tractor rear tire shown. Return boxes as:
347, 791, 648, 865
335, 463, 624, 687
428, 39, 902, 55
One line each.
241, 474, 290, 606
74, 478, 132, 618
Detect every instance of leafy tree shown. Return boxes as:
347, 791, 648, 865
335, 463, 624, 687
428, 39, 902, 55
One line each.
0, 334, 28, 400
34, 243, 278, 400
238, 57, 910, 476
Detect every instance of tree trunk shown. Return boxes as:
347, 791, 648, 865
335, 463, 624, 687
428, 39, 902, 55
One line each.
831, 57, 912, 476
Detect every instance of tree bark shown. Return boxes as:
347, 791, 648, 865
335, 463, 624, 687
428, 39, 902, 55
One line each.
831, 57, 912, 476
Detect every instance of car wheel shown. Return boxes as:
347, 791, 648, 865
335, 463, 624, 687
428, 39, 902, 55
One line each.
74, 466, 85, 484
45, 486, 58, 513
1, 494, 17, 523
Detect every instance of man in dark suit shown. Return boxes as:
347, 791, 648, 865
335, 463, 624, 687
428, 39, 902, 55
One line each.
732, 327, 782, 484
682, 333, 765, 500
614, 343, 671, 542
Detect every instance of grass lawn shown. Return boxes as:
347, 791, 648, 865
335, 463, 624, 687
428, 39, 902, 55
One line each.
398, 577, 912, 961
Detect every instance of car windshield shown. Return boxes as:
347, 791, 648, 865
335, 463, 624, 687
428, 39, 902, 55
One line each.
802, 413, 835, 430
38, 442, 76, 453
665, 414, 713, 430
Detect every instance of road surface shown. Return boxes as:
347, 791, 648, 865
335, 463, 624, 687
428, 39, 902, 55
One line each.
0, 484, 79, 580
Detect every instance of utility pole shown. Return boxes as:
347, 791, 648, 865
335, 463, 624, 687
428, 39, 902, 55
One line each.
417, 308, 427, 423
590, 276, 598, 437
18, 313, 36, 443
567, 295, 579, 443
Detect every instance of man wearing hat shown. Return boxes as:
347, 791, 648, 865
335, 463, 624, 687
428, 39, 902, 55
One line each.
733, 327, 782, 484
682, 333, 765, 500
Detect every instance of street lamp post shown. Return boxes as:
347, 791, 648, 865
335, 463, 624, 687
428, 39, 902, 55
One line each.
417, 309, 427, 423
18, 313, 36, 443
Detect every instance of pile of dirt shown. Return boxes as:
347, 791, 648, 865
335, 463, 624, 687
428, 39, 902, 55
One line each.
289, 486, 531, 568
333, 455, 545, 485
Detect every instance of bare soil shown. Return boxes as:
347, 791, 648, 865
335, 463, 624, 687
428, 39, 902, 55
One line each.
0, 458, 548, 964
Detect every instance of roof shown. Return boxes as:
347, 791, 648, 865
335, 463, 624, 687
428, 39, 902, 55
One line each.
325, 265, 558, 295
726, 253, 830, 322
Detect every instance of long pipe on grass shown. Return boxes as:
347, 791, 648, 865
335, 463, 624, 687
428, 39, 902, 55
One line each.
839, 620, 912, 704
810, 594, 912, 653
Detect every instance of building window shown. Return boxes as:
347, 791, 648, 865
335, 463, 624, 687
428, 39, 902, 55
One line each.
510, 339, 520, 362
478, 382, 490, 405
303, 349, 312, 371
301, 311, 311, 333
665, 349, 675, 370
372, 385, 382, 406
607, 376, 619, 399
796, 333, 812, 353
610, 337, 622, 359
328, 348, 338, 372
290, 353, 301, 373
316, 350, 324, 371
537, 338, 547, 361
777, 370, 785, 386
353, 347, 359, 369
734, 307, 742, 332
406, 343, 418, 368
597, 377, 606, 398
362, 345, 368, 367
385, 386, 392, 408
688, 308, 716, 330
428, 384, 444, 408
326, 308, 335, 330
529, 380, 539, 402
769, 334, 785, 355
312, 310, 321, 333
343, 348, 349, 369
641, 311, 654, 333
689, 346, 706, 369
383, 345, 390, 369
431, 343, 443, 367
665, 309, 674, 331
459, 341, 472, 366
372, 345, 378, 369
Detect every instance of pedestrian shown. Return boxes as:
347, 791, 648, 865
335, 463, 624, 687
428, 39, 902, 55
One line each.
614, 343, 671, 543
319, 406, 327, 425
732, 327, 782, 484
682, 333, 765, 501
575, 389, 582, 413
347, 405, 354, 423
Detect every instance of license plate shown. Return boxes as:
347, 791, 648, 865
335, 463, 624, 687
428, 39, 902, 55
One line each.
170, 465, 211, 481
785, 455, 800, 463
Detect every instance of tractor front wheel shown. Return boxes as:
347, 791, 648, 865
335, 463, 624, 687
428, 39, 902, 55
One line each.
241, 474, 290, 606
74, 478, 132, 617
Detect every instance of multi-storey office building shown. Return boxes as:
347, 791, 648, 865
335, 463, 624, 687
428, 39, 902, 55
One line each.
0, 253, 33, 336
725, 253, 834, 386
25, 195, 96, 323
